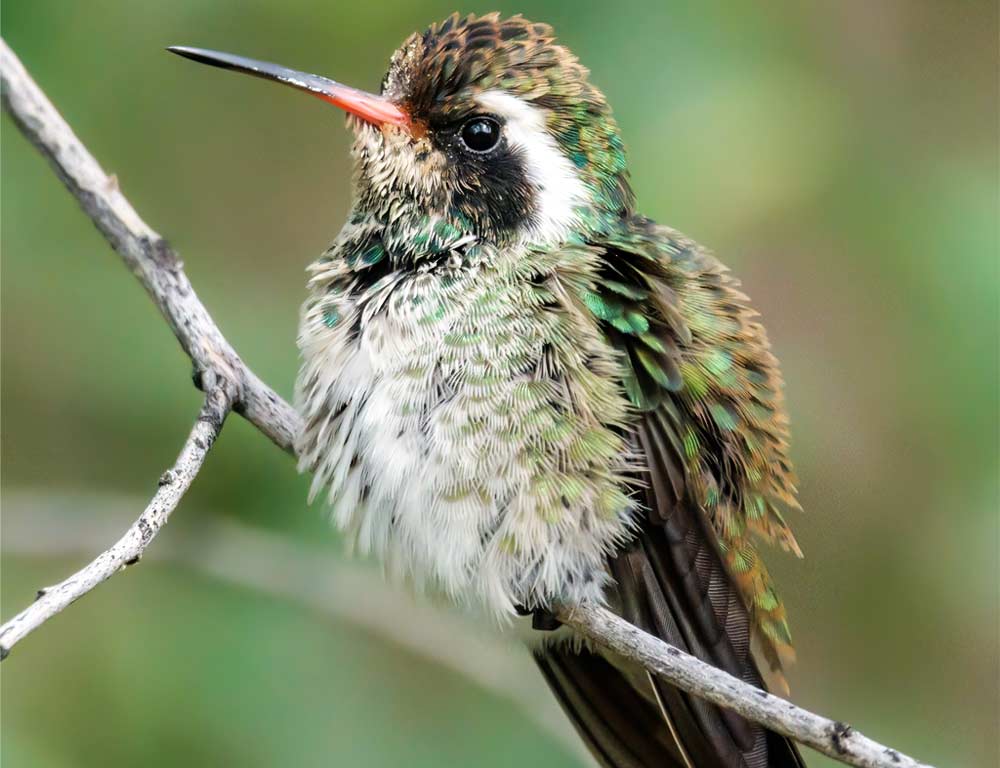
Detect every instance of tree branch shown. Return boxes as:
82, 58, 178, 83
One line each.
0, 37, 934, 768
0, 384, 231, 657
559, 604, 929, 768
2, 490, 586, 762
0, 36, 302, 453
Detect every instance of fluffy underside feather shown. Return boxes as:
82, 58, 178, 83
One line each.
296, 232, 639, 616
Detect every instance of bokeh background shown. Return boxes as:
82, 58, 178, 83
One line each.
2, 2, 997, 767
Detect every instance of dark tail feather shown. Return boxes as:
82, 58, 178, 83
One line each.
533, 537, 806, 768
535, 632, 805, 768
534, 646, 691, 768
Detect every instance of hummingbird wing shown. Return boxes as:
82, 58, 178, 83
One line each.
534, 220, 804, 768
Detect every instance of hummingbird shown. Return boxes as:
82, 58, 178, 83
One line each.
170, 13, 805, 768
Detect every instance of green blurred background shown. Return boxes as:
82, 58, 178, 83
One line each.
2, 2, 997, 767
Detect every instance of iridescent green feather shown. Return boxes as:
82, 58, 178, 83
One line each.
577, 218, 802, 680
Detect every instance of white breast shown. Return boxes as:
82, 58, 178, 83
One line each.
296, 252, 635, 622
298, 264, 538, 614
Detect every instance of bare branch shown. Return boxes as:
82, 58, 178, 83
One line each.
0, 387, 232, 658
559, 604, 932, 768
0, 36, 302, 453
2, 490, 586, 762
1, 37, 935, 768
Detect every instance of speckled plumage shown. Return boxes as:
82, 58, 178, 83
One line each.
293, 14, 804, 768
297, 228, 639, 614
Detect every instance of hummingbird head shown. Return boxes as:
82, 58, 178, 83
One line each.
170, 13, 633, 251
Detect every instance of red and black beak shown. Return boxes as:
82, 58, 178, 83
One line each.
167, 46, 409, 129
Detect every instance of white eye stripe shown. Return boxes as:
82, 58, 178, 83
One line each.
475, 90, 589, 246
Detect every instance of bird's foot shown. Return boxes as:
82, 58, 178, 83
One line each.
515, 604, 562, 631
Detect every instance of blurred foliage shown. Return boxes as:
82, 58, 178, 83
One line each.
2, 2, 997, 767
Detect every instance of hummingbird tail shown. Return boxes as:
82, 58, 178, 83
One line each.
534, 646, 691, 768
534, 626, 804, 768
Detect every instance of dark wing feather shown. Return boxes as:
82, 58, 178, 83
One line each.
535, 220, 805, 768
535, 647, 688, 768
628, 421, 803, 768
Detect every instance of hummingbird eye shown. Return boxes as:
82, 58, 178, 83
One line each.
459, 117, 501, 153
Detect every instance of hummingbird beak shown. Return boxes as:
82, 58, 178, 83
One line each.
167, 46, 410, 129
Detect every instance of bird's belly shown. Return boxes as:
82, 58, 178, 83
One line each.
303, 282, 543, 614
297, 267, 635, 618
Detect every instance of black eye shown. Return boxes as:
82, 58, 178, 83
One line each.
460, 117, 501, 153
